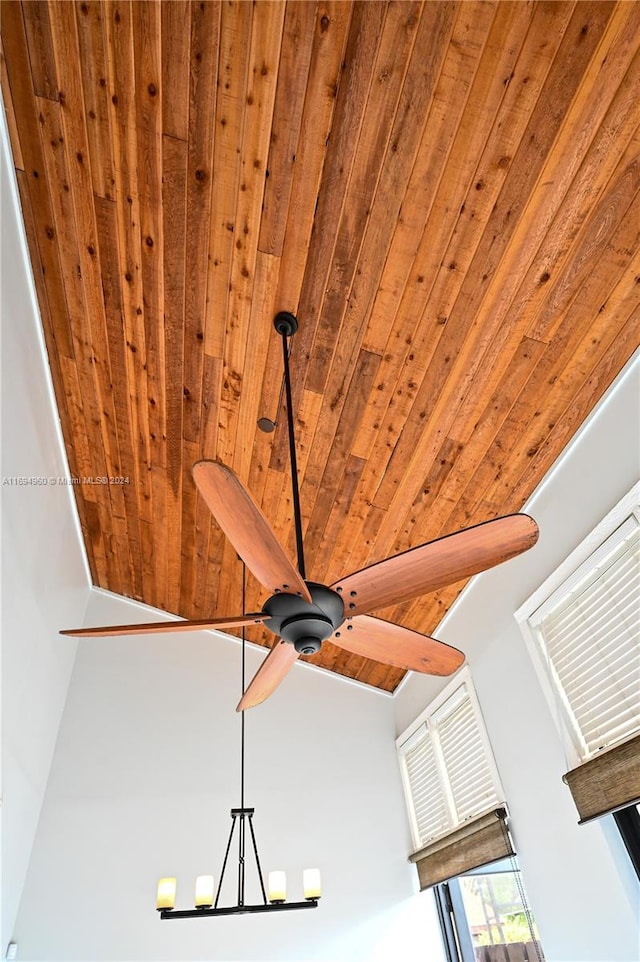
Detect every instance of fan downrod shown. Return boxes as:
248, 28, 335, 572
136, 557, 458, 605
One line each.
273, 311, 298, 336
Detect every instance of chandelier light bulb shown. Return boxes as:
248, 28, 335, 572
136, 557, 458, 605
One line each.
195, 875, 215, 908
303, 868, 321, 900
156, 877, 177, 911
268, 870, 287, 903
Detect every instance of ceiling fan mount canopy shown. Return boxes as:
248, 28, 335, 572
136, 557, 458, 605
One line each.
273, 311, 298, 337
262, 582, 345, 655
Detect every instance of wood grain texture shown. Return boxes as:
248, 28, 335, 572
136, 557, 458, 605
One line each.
236, 640, 300, 712
192, 460, 311, 601
332, 514, 539, 616
2, 1, 638, 693
334, 615, 464, 675
60, 613, 266, 638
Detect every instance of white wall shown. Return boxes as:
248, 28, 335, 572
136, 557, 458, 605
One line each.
395, 352, 640, 962
0, 108, 90, 950
12, 589, 445, 961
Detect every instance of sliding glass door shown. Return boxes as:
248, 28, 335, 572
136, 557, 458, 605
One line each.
435, 858, 545, 962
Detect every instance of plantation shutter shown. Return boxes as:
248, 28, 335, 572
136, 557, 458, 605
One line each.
403, 726, 449, 843
398, 676, 508, 888
535, 521, 640, 757
438, 694, 499, 823
529, 514, 640, 821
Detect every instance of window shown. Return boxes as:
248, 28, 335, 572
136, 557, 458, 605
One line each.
398, 677, 544, 955
397, 667, 503, 850
517, 484, 640, 765
516, 483, 640, 870
434, 858, 545, 962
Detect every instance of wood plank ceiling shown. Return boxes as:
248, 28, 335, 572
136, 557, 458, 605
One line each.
2, 1, 639, 694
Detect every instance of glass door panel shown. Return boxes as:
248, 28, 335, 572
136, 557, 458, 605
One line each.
455, 864, 545, 962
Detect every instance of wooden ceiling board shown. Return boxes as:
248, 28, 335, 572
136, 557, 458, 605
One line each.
2, 0, 639, 696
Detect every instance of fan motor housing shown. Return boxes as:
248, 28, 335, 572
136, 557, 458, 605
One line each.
262, 582, 345, 654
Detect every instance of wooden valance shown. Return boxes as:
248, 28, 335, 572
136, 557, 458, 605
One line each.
408, 807, 515, 890
563, 731, 640, 823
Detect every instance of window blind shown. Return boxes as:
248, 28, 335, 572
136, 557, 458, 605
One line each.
408, 808, 515, 891
562, 731, 640, 823
532, 520, 640, 759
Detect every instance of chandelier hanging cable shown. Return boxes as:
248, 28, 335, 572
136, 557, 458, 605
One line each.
156, 562, 321, 919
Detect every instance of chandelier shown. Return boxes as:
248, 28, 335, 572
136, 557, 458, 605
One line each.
156, 567, 321, 919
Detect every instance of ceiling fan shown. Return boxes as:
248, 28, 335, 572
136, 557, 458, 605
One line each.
62, 312, 539, 710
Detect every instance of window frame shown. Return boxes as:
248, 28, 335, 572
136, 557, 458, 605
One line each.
613, 804, 640, 882
434, 879, 476, 962
396, 666, 505, 851
515, 482, 640, 767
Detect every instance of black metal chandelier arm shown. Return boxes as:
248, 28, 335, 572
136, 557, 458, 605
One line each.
276, 313, 306, 580
159, 900, 318, 919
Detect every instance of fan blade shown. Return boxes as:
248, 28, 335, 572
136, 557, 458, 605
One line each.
193, 460, 311, 602
332, 513, 538, 616
60, 613, 267, 638
334, 614, 464, 675
236, 641, 299, 711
